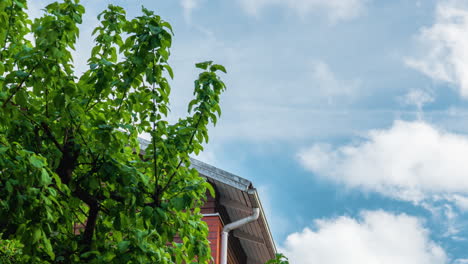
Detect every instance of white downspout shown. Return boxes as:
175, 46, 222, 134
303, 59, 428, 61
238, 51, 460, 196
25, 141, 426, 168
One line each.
220, 208, 260, 264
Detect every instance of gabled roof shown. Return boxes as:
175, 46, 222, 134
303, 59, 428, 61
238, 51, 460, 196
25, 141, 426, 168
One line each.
190, 159, 277, 264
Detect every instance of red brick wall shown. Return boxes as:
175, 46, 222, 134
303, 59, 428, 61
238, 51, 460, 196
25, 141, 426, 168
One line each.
203, 215, 223, 264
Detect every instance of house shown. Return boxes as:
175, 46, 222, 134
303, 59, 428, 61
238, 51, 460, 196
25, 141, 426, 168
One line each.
190, 159, 276, 264
138, 138, 277, 263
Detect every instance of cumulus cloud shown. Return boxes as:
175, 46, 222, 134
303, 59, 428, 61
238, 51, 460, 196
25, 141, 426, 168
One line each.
298, 120, 468, 204
405, 0, 468, 98
281, 210, 447, 264
238, 0, 369, 22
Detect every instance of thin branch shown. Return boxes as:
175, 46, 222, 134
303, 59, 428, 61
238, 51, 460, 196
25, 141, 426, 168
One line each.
40, 122, 64, 153
150, 75, 160, 205
6, 102, 63, 153
2, 45, 50, 108
84, 99, 100, 113
45, 82, 49, 117
159, 113, 203, 195
2, 63, 40, 108
115, 88, 128, 115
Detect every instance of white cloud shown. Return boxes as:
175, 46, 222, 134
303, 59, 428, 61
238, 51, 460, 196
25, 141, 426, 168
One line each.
180, 0, 201, 21
405, 0, 468, 98
401, 89, 434, 110
298, 120, 468, 204
399, 89, 434, 120
238, 0, 369, 22
310, 61, 360, 104
421, 202, 462, 238
450, 194, 468, 211
281, 210, 447, 264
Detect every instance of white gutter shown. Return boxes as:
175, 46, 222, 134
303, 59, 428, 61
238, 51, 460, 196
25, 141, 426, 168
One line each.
220, 208, 260, 264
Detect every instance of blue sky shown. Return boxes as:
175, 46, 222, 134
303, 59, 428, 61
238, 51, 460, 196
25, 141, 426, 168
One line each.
29, 0, 468, 262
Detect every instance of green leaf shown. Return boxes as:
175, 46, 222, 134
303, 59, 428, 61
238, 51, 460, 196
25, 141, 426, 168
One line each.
210, 64, 227, 73
102, 252, 116, 261
80, 251, 100, 258
32, 228, 41, 243
187, 99, 197, 113
101, 59, 113, 66
149, 25, 162, 35
0, 146, 8, 153
195, 61, 213, 70
40, 168, 51, 185
14, 0, 25, 9
53, 94, 65, 109
163, 64, 174, 79
118, 241, 131, 253
15, 90, 27, 106
89, 177, 99, 190
171, 197, 185, 211
5, 181, 13, 193
142, 206, 152, 219
15, 70, 29, 78
43, 237, 55, 259
51, 47, 62, 58
204, 182, 215, 198
161, 21, 174, 34
29, 155, 44, 168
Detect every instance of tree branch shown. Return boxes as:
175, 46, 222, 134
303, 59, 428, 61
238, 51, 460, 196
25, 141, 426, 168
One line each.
6, 102, 64, 153
54, 138, 101, 250
151, 77, 161, 206
159, 113, 203, 195
74, 185, 99, 247
2, 63, 40, 108
40, 122, 64, 153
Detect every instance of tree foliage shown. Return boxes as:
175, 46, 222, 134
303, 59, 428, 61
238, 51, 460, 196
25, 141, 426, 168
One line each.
0, 0, 227, 263
265, 253, 289, 264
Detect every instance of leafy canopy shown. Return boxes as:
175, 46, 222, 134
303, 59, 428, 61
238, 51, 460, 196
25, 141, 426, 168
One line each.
0, 0, 227, 263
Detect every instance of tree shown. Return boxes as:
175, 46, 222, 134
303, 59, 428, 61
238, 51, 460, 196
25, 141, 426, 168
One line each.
0, 0, 227, 263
